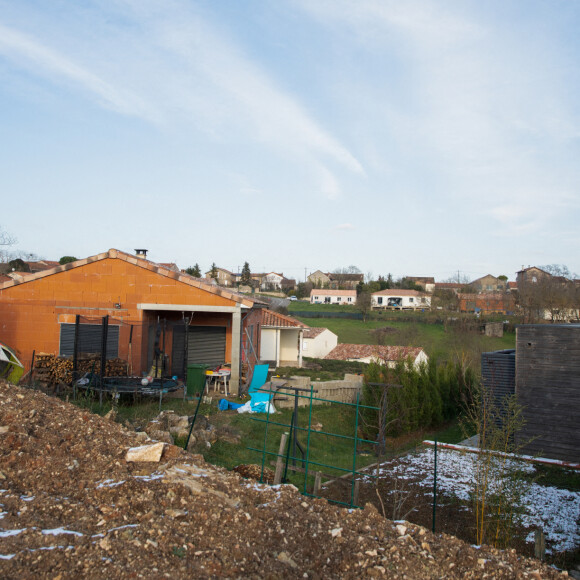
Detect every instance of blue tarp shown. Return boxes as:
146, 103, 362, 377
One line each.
218, 399, 243, 411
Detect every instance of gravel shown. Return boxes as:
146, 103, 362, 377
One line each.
0, 380, 566, 578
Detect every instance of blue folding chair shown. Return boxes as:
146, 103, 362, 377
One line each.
247, 364, 273, 412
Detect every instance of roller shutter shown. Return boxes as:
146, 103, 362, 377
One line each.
187, 326, 226, 367
59, 324, 119, 359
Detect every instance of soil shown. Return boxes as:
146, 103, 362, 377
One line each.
0, 380, 566, 578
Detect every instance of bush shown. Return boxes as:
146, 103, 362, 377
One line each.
361, 355, 476, 443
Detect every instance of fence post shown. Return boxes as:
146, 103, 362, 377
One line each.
313, 471, 322, 496
353, 479, 360, 506
534, 528, 545, 561
350, 392, 360, 507
274, 433, 289, 485
432, 439, 437, 533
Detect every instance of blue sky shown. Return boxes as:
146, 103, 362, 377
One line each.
1, 0, 579, 282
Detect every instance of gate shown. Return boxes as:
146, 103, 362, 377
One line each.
247, 385, 380, 508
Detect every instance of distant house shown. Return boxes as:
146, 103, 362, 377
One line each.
310, 289, 357, 305
204, 267, 236, 287
371, 289, 431, 310
308, 270, 331, 287
302, 327, 338, 359
433, 282, 464, 293
469, 274, 507, 293
405, 277, 435, 293
259, 309, 307, 367
459, 292, 515, 315
516, 266, 552, 290
308, 270, 363, 290
325, 344, 428, 368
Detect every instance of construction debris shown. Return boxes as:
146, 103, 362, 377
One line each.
0, 379, 566, 578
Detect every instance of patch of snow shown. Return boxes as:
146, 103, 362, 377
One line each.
41, 528, 84, 537
96, 480, 126, 489
0, 554, 15, 560
0, 528, 26, 538
372, 448, 580, 554
20, 496, 34, 502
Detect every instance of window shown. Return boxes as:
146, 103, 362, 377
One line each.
324, 297, 331, 303
409, 297, 414, 303
337, 297, 341, 302
347, 297, 352, 302
378, 297, 383, 305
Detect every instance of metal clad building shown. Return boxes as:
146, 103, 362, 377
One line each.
516, 325, 580, 463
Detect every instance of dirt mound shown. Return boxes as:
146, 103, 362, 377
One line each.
0, 380, 564, 578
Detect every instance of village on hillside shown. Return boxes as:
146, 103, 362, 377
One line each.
1, 248, 579, 577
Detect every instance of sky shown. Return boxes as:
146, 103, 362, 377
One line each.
1, 0, 579, 283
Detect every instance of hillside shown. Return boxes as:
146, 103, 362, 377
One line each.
0, 380, 564, 578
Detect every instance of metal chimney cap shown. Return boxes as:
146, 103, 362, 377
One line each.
135, 249, 148, 258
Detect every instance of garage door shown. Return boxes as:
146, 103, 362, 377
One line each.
171, 325, 227, 375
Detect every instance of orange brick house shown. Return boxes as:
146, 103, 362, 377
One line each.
0, 249, 264, 393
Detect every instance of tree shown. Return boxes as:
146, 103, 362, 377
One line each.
8, 258, 30, 272
59, 256, 77, 265
296, 281, 312, 299
240, 261, 252, 286
0, 226, 16, 263
331, 265, 362, 289
356, 291, 372, 322
185, 264, 201, 277
516, 264, 579, 323
209, 263, 218, 280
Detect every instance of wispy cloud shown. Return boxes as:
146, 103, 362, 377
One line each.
0, 0, 363, 196
334, 223, 355, 231
0, 22, 158, 121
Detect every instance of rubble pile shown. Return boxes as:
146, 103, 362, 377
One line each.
0, 380, 565, 578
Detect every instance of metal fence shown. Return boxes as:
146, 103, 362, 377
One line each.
247, 384, 379, 508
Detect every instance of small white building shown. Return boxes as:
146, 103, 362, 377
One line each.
261, 272, 285, 290
260, 309, 306, 367
325, 344, 428, 368
310, 289, 357, 305
302, 327, 338, 359
371, 289, 431, 310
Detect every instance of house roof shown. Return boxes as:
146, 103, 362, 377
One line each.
325, 344, 424, 361
406, 276, 435, 284
508, 282, 518, 289
328, 273, 364, 281
26, 260, 61, 272
310, 289, 357, 297
261, 309, 307, 328
372, 289, 425, 297
303, 327, 328, 339
0, 249, 256, 308
434, 282, 464, 289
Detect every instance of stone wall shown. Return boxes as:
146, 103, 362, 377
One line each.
272, 374, 363, 408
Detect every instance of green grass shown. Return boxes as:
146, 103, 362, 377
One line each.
194, 402, 378, 487
295, 316, 515, 364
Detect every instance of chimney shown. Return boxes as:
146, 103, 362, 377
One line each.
135, 249, 148, 259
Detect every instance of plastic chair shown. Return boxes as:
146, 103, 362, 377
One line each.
247, 364, 273, 411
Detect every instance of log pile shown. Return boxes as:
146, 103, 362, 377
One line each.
33, 353, 128, 388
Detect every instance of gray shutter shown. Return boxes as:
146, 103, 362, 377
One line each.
187, 326, 226, 367
59, 324, 119, 358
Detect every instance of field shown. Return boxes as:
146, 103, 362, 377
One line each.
295, 314, 515, 363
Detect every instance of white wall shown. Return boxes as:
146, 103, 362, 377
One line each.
302, 329, 338, 359
310, 293, 356, 305
260, 328, 301, 365
372, 294, 431, 309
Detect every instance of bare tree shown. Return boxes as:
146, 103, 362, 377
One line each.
0, 226, 17, 263
356, 291, 372, 322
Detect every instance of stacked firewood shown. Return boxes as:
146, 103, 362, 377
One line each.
33, 353, 128, 387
